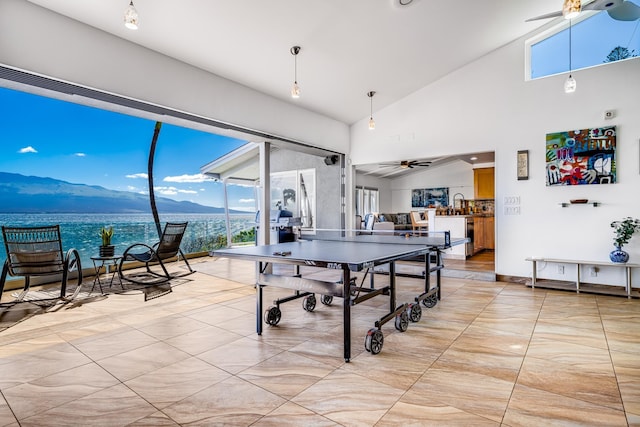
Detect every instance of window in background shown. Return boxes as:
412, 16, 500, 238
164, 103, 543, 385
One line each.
355, 186, 379, 216
527, 3, 640, 80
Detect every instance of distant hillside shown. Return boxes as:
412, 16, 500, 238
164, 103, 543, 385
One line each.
0, 172, 248, 214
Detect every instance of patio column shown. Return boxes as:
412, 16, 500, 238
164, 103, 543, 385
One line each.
258, 141, 271, 245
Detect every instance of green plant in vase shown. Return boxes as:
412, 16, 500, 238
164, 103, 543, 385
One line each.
610, 217, 640, 263
99, 226, 115, 257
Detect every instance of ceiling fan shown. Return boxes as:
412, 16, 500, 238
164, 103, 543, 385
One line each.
527, 0, 640, 22
380, 160, 432, 169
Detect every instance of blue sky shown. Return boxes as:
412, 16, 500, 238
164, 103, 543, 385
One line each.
532, 2, 640, 78
0, 87, 257, 211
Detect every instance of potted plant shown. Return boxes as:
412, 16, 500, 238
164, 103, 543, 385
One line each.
99, 226, 115, 257
610, 217, 640, 263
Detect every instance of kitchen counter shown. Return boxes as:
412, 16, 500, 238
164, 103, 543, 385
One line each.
435, 214, 494, 218
432, 216, 474, 259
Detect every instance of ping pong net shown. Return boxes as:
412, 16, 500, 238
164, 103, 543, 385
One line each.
300, 229, 452, 248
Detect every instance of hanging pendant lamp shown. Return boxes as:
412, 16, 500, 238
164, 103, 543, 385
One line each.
367, 91, 376, 130
124, 0, 139, 30
290, 46, 301, 98
564, 20, 577, 93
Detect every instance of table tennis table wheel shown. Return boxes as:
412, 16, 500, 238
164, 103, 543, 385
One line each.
422, 293, 438, 308
264, 306, 282, 325
321, 295, 333, 305
365, 328, 384, 354
302, 295, 317, 312
395, 310, 409, 332
407, 303, 422, 322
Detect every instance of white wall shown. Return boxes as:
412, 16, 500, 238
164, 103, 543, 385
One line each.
271, 150, 342, 231
388, 160, 475, 213
0, 0, 349, 153
351, 31, 640, 284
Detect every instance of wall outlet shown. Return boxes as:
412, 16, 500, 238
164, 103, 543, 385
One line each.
557, 265, 564, 274
590, 267, 598, 277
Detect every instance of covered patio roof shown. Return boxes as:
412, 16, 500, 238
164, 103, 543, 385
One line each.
200, 142, 260, 183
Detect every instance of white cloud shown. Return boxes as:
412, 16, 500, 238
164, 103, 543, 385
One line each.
239, 198, 256, 203
74, 152, 86, 157
178, 189, 198, 194
154, 186, 178, 196
163, 173, 207, 183
126, 173, 148, 179
18, 146, 37, 154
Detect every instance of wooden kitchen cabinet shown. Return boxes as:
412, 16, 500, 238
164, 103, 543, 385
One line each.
484, 216, 494, 250
474, 217, 485, 253
474, 167, 495, 199
473, 216, 494, 252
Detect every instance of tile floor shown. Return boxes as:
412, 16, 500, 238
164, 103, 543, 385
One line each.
0, 256, 639, 426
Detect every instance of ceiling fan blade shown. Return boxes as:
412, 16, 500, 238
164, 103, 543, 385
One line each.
607, 1, 640, 20
526, 10, 563, 21
583, 0, 623, 11
525, 0, 627, 22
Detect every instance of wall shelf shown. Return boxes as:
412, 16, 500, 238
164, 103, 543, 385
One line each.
559, 201, 600, 207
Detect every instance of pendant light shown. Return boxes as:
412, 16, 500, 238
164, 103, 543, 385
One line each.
367, 91, 376, 130
562, 0, 581, 20
290, 46, 301, 98
564, 20, 577, 93
124, 1, 139, 30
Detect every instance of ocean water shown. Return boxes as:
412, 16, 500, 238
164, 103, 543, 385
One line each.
0, 213, 256, 271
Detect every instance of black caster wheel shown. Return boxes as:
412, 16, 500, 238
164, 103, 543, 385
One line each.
302, 295, 317, 312
407, 303, 422, 322
395, 310, 409, 332
422, 293, 438, 308
364, 328, 384, 354
264, 306, 282, 325
321, 295, 333, 305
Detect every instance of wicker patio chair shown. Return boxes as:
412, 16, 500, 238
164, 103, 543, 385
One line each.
0, 225, 83, 302
118, 222, 194, 285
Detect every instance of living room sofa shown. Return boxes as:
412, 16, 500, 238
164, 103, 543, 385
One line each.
377, 213, 412, 231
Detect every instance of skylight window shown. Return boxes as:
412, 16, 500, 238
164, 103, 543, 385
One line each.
527, 2, 640, 80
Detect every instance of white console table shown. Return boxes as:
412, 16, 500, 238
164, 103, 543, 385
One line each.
525, 257, 640, 298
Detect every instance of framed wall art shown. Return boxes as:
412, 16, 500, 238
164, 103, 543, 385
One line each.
411, 187, 449, 208
545, 126, 616, 186
517, 150, 529, 180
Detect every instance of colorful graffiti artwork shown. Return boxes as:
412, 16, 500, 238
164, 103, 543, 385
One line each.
545, 126, 616, 186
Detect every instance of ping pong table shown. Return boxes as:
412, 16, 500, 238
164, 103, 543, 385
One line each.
213, 231, 465, 362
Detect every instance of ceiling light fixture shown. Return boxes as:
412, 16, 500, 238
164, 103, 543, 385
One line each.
564, 20, 577, 93
290, 46, 301, 98
562, 0, 581, 19
124, 1, 139, 30
367, 91, 376, 130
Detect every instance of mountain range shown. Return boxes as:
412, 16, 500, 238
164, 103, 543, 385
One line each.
0, 172, 245, 214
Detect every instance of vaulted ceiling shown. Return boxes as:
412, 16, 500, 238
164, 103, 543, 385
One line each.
25, 0, 561, 125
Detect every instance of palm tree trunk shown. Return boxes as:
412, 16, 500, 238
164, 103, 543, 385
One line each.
148, 122, 163, 239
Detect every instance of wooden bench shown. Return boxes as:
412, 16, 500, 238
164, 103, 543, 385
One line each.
525, 257, 640, 298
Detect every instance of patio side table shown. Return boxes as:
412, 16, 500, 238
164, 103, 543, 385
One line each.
90, 255, 124, 294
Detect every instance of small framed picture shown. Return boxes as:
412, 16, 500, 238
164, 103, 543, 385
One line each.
517, 150, 529, 180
